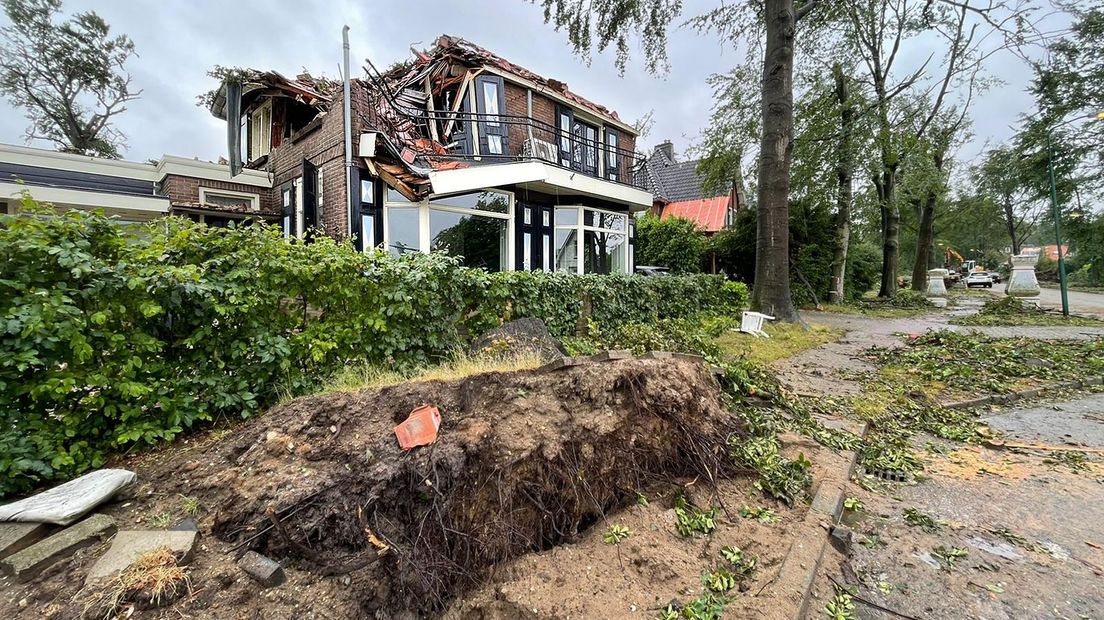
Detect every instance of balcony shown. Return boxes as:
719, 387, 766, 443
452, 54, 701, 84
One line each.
397, 108, 649, 191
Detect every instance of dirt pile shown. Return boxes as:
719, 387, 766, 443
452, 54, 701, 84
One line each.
133, 357, 744, 615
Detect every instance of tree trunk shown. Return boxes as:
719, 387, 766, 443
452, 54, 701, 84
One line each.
750, 0, 799, 321
876, 169, 899, 298
1002, 196, 1020, 255
910, 191, 937, 292
828, 64, 853, 305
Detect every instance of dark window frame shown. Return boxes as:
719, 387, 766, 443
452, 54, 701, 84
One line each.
280, 180, 297, 239
354, 169, 382, 252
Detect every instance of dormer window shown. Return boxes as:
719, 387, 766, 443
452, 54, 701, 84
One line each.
249, 100, 272, 161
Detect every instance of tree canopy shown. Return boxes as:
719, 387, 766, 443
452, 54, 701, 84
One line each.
0, 0, 138, 158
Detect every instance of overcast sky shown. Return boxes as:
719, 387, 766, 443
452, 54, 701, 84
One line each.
0, 0, 1048, 167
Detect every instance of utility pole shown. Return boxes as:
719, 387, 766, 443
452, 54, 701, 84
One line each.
1045, 132, 1069, 316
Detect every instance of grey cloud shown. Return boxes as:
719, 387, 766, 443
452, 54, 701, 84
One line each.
0, 0, 1047, 167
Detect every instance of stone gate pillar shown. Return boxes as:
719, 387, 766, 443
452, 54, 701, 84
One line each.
1006, 254, 1041, 300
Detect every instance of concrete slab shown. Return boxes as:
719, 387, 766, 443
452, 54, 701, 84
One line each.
0, 469, 134, 525
536, 356, 583, 373
0, 522, 51, 560
85, 529, 198, 584
588, 350, 632, 362
1, 514, 115, 582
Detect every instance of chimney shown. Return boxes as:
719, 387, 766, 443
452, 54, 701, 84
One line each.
655, 140, 675, 162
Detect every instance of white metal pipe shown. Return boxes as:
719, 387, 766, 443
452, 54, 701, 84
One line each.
342, 25, 354, 239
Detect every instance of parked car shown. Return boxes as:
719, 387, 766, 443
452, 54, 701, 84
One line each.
634, 265, 671, 277
988, 271, 1003, 284
965, 271, 993, 288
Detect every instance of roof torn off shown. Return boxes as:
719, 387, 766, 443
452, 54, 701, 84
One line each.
211, 34, 644, 200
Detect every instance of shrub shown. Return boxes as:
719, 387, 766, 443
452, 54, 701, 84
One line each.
480, 271, 748, 337
635, 213, 707, 274
0, 204, 747, 497
846, 241, 882, 300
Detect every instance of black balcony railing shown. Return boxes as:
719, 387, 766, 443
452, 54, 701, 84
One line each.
397, 107, 649, 191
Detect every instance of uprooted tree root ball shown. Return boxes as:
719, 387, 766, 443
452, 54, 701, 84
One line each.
142, 358, 745, 614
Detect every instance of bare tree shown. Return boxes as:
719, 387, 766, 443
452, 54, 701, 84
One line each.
843, 0, 1040, 297
0, 0, 139, 158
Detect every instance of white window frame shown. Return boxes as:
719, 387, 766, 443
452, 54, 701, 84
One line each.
295, 178, 304, 240
199, 187, 260, 211
382, 189, 515, 271
553, 205, 629, 275
250, 100, 272, 160
316, 167, 324, 220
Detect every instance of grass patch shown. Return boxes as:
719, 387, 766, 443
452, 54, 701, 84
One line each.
951, 296, 1104, 327
715, 321, 841, 364
318, 351, 544, 395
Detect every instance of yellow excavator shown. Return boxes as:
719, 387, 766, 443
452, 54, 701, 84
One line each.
944, 246, 964, 269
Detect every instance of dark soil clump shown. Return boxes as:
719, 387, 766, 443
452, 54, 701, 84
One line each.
148, 358, 744, 614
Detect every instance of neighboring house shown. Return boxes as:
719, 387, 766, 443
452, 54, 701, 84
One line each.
1020, 245, 1069, 261
205, 34, 652, 274
0, 142, 277, 226
641, 141, 744, 234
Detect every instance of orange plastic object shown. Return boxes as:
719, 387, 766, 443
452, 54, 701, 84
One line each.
394, 405, 442, 450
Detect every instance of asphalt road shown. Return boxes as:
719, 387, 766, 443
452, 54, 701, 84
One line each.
1032, 286, 1104, 317
977, 284, 1104, 317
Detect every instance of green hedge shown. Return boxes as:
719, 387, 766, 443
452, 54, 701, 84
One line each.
0, 206, 746, 497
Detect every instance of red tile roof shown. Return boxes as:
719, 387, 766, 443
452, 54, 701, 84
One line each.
660, 196, 731, 233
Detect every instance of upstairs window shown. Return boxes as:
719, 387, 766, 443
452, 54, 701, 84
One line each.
475, 75, 508, 157
605, 129, 620, 181
555, 105, 598, 176
249, 100, 272, 161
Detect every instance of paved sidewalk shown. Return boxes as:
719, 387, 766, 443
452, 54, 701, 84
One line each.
804, 360, 1104, 618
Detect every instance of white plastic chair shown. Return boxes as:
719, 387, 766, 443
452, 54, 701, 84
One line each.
740, 311, 775, 337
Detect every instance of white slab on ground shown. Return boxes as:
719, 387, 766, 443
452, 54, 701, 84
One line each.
85, 529, 198, 584
0, 469, 136, 526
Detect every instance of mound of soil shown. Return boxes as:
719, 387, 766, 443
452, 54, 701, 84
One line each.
98, 357, 744, 617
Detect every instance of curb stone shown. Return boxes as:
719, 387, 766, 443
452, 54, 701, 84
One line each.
943, 375, 1104, 410
771, 422, 869, 619
1, 514, 116, 582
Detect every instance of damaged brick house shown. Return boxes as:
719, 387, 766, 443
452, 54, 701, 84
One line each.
206, 34, 652, 274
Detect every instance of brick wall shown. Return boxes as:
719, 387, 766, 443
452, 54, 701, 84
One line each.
261, 81, 374, 239
503, 82, 559, 156
161, 175, 275, 212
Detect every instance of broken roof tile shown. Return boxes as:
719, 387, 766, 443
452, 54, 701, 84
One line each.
431, 35, 629, 129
